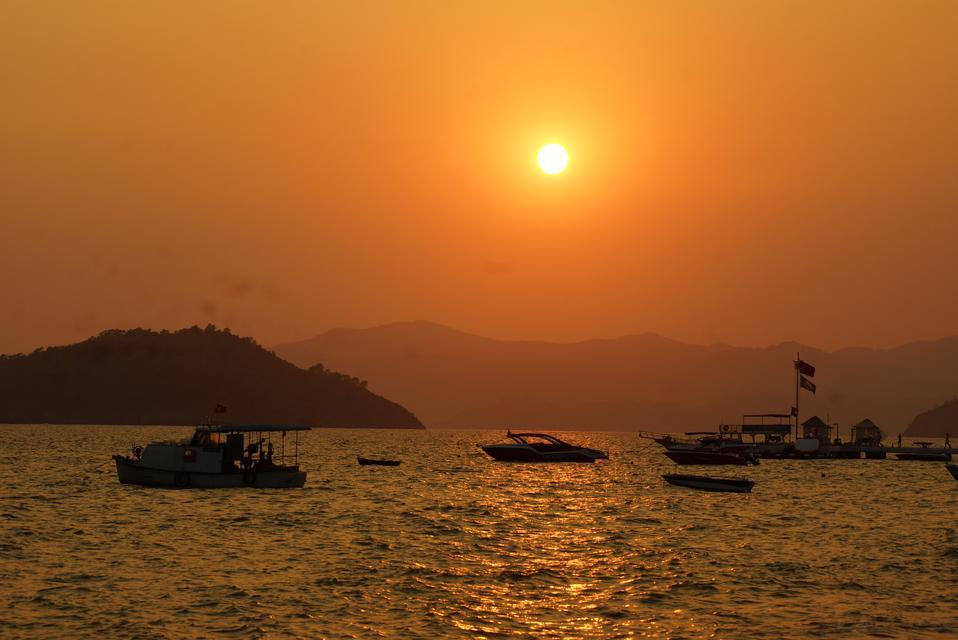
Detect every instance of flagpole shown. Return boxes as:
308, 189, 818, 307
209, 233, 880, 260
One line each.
794, 352, 800, 442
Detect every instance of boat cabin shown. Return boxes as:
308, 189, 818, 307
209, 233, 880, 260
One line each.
137, 424, 310, 474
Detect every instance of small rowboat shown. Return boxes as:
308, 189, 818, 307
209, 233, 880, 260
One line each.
662, 473, 755, 493
946, 463, 958, 480
663, 449, 758, 466
357, 457, 401, 466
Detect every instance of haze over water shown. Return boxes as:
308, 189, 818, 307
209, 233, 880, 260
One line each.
2, 425, 956, 639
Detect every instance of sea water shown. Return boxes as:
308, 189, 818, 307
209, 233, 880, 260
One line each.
1, 425, 956, 639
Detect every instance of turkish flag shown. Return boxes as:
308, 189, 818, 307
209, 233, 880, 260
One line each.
796, 360, 815, 377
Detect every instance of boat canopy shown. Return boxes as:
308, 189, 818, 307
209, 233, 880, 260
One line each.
741, 424, 791, 434
197, 424, 312, 433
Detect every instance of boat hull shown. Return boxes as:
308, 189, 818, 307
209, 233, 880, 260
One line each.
663, 474, 754, 493
664, 450, 754, 466
357, 457, 401, 466
114, 456, 307, 488
481, 445, 606, 463
895, 453, 952, 462
947, 464, 958, 480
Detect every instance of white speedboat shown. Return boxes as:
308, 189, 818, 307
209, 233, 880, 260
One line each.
113, 424, 310, 488
481, 431, 608, 463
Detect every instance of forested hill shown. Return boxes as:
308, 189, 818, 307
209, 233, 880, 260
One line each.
0, 326, 423, 428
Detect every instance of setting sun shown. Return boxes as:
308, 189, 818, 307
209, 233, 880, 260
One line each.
537, 143, 569, 174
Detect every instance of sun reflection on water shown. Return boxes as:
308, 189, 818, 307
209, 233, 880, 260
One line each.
2, 427, 957, 639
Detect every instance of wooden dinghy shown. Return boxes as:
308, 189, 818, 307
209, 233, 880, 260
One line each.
663, 449, 758, 466
357, 457, 401, 466
662, 473, 755, 493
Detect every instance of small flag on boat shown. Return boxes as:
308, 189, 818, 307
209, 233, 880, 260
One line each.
795, 360, 815, 377
800, 376, 816, 394
214, 404, 227, 413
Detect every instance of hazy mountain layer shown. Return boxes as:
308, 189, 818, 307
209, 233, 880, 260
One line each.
0, 326, 423, 428
275, 321, 958, 433
907, 399, 958, 437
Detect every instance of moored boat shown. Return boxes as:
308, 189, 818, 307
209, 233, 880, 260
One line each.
641, 414, 793, 460
947, 463, 958, 480
662, 473, 755, 493
358, 457, 401, 466
481, 431, 608, 463
113, 424, 310, 488
663, 449, 758, 466
896, 452, 952, 462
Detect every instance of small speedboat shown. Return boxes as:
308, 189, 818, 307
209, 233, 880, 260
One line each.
480, 431, 608, 463
946, 463, 958, 480
663, 473, 755, 493
663, 449, 758, 466
357, 457, 401, 466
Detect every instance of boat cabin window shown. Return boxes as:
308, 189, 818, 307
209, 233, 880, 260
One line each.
190, 431, 222, 448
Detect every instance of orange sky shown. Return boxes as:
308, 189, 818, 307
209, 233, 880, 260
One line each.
2, 1, 957, 355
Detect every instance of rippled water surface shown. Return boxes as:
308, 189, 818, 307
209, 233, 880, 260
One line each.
1, 425, 957, 639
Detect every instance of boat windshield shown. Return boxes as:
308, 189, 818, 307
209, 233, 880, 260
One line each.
507, 433, 572, 446
190, 430, 222, 447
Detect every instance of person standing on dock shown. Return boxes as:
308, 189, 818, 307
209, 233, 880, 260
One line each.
898, 433, 902, 447
946, 433, 951, 449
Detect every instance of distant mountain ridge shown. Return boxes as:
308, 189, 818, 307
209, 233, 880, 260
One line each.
274, 321, 958, 433
0, 326, 423, 428
908, 399, 958, 437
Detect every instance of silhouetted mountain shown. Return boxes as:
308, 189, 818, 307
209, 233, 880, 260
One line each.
907, 399, 958, 437
274, 321, 958, 432
0, 326, 423, 428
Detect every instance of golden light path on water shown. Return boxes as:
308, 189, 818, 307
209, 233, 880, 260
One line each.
1, 425, 957, 639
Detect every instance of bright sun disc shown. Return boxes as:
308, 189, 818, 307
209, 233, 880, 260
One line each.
537, 143, 569, 174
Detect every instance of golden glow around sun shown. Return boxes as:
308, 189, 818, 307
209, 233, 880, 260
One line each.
537, 144, 569, 174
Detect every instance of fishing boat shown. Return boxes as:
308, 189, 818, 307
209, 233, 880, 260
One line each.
480, 431, 608, 463
662, 473, 755, 493
947, 464, 958, 480
113, 424, 310, 488
663, 449, 758, 466
641, 414, 792, 459
357, 457, 401, 466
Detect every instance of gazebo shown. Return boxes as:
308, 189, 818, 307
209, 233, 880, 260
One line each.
851, 418, 883, 446
801, 416, 831, 441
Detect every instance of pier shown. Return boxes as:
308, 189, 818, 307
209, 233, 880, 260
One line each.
820, 444, 952, 461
